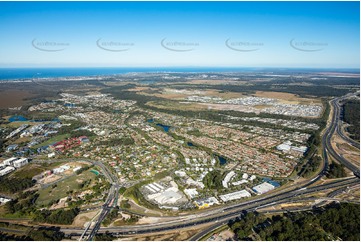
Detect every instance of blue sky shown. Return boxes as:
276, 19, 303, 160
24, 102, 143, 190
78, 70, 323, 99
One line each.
0, 1, 359, 68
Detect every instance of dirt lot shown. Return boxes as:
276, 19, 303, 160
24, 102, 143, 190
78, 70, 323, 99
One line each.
332, 135, 360, 168
187, 79, 246, 85
122, 226, 208, 241
72, 209, 100, 227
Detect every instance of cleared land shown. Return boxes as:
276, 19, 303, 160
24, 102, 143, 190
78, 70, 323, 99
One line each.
0, 89, 36, 108
72, 209, 100, 227
254, 91, 321, 105
36, 169, 96, 206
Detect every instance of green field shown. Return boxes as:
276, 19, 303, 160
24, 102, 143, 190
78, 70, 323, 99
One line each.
36, 170, 96, 206
10, 162, 65, 179
33, 133, 70, 149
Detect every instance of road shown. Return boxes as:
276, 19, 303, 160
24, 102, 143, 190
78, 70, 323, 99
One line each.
33, 158, 120, 241
60, 176, 359, 237
323, 95, 360, 177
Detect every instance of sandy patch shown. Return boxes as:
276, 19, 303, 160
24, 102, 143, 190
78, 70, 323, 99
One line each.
254, 91, 321, 104
72, 209, 100, 227
40, 174, 62, 184
187, 79, 246, 85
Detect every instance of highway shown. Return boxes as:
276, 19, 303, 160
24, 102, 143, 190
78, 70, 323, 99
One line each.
33, 159, 120, 241
323, 96, 360, 177
59, 176, 359, 237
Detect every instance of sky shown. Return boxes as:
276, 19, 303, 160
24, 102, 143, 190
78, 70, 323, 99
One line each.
0, 1, 359, 68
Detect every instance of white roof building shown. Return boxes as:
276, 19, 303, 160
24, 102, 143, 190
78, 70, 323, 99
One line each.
277, 144, 291, 152
13, 158, 28, 168
222, 171, 236, 188
3, 157, 18, 166
219, 189, 252, 202
175, 170, 187, 177
184, 188, 199, 199
291, 146, 308, 153
147, 187, 183, 205
252, 182, 275, 195
0, 166, 15, 177
242, 173, 249, 179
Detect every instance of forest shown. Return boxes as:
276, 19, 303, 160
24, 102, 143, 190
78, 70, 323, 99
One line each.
0, 176, 35, 193
33, 208, 79, 225
342, 99, 360, 141
229, 202, 359, 241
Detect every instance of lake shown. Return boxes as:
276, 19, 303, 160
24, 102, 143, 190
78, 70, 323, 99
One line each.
9, 115, 28, 122
215, 155, 228, 166
156, 123, 171, 132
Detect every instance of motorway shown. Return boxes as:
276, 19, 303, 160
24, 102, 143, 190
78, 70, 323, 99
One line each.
60, 176, 359, 237
324, 95, 360, 177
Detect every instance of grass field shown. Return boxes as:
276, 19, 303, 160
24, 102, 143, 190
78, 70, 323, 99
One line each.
9, 162, 65, 179
33, 133, 70, 148
36, 170, 96, 206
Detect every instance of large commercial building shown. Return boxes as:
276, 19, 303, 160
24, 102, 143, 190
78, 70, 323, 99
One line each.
252, 182, 276, 195
219, 190, 252, 202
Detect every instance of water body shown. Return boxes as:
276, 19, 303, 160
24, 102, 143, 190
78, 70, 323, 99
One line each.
215, 155, 228, 166
187, 142, 195, 147
9, 115, 28, 122
156, 123, 171, 132
0, 67, 259, 80
147, 119, 154, 123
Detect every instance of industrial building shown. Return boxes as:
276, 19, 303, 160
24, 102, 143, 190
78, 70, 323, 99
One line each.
252, 182, 276, 195
147, 187, 183, 205
219, 189, 252, 202
184, 188, 199, 199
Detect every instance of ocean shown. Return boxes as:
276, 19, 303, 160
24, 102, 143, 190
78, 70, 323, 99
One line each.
0, 67, 255, 80
0, 67, 358, 80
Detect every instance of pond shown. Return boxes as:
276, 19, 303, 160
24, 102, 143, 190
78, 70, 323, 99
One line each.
187, 142, 195, 147
8, 115, 28, 122
156, 123, 171, 132
215, 155, 228, 166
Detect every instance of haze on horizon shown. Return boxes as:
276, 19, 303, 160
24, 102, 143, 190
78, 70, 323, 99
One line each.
0, 1, 359, 69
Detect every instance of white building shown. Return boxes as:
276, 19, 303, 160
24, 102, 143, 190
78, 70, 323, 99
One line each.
184, 188, 199, 199
219, 190, 252, 202
252, 182, 275, 195
276, 144, 291, 152
249, 175, 257, 181
242, 173, 249, 179
291, 146, 308, 153
175, 170, 187, 177
73, 166, 82, 172
0, 166, 15, 176
222, 171, 236, 188
147, 187, 183, 205
3, 157, 18, 166
13, 158, 28, 168
0, 197, 11, 204
232, 179, 248, 186
48, 152, 56, 158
